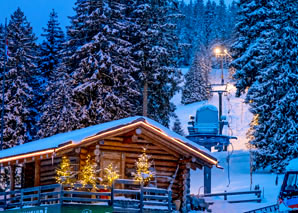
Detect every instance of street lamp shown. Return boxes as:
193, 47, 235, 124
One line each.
213, 46, 228, 85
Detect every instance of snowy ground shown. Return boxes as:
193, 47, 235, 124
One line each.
173, 68, 281, 212
191, 151, 282, 212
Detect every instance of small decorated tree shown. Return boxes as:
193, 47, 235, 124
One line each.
56, 156, 75, 186
132, 148, 155, 185
104, 163, 119, 187
79, 154, 99, 189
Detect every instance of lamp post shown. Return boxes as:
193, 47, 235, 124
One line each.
214, 47, 228, 85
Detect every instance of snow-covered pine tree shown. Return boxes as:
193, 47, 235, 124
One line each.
0, 24, 4, 70
40, 9, 65, 83
40, 0, 141, 136
230, 0, 272, 97
34, 10, 66, 139
226, 1, 238, 42
37, 71, 81, 138
182, 52, 210, 104
172, 115, 184, 136
69, 0, 140, 124
202, 0, 217, 47
38, 0, 103, 138
0, 8, 38, 148
131, 0, 182, 127
214, 0, 228, 41
246, 0, 298, 172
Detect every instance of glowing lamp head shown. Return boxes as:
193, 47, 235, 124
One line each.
214, 47, 221, 55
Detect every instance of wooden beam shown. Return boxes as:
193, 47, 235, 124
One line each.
125, 153, 178, 161
34, 158, 41, 186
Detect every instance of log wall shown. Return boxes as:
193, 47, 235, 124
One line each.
38, 152, 79, 186
82, 136, 187, 202
25, 133, 199, 210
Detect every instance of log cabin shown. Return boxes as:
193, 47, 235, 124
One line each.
0, 116, 218, 212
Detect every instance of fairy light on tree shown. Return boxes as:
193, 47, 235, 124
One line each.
132, 147, 154, 184
104, 163, 119, 187
56, 156, 75, 186
79, 154, 98, 189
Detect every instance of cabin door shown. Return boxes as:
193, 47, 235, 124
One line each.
100, 152, 124, 179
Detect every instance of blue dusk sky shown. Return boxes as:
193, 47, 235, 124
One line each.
0, 0, 234, 43
0, 0, 75, 43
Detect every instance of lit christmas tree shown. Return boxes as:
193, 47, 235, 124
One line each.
79, 154, 98, 189
132, 148, 155, 184
104, 163, 119, 187
56, 156, 75, 186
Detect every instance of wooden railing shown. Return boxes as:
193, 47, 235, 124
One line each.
0, 180, 173, 212
203, 190, 262, 203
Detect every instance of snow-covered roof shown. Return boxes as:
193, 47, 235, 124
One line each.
0, 116, 217, 165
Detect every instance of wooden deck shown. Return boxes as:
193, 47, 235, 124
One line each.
0, 180, 173, 212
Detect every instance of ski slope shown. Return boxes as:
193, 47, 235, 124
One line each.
173, 68, 281, 212
172, 67, 253, 150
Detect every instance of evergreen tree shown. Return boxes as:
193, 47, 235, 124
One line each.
0, 8, 38, 148
182, 52, 210, 104
215, 0, 228, 41
202, 0, 217, 47
40, 9, 65, 82
177, 0, 236, 66
0, 24, 4, 68
230, 0, 271, 96
103, 163, 119, 187
172, 115, 185, 136
226, 1, 238, 42
132, 148, 154, 184
56, 156, 75, 185
131, 0, 182, 126
79, 154, 99, 189
70, 0, 140, 124
39, 0, 141, 137
234, 0, 298, 172
37, 72, 81, 138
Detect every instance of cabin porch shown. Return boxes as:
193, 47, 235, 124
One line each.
0, 180, 174, 212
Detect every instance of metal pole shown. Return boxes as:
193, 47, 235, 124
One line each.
1, 18, 7, 150
221, 55, 224, 84
219, 91, 223, 135
204, 146, 211, 194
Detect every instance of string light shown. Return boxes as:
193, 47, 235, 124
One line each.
132, 148, 154, 184
56, 156, 75, 186
79, 154, 98, 190
104, 163, 119, 187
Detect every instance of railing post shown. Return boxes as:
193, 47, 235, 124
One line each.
140, 183, 144, 213
110, 182, 114, 206
37, 186, 41, 206
4, 192, 7, 210
168, 190, 172, 211
224, 190, 227, 200
59, 184, 63, 205
20, 189, 23, 209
